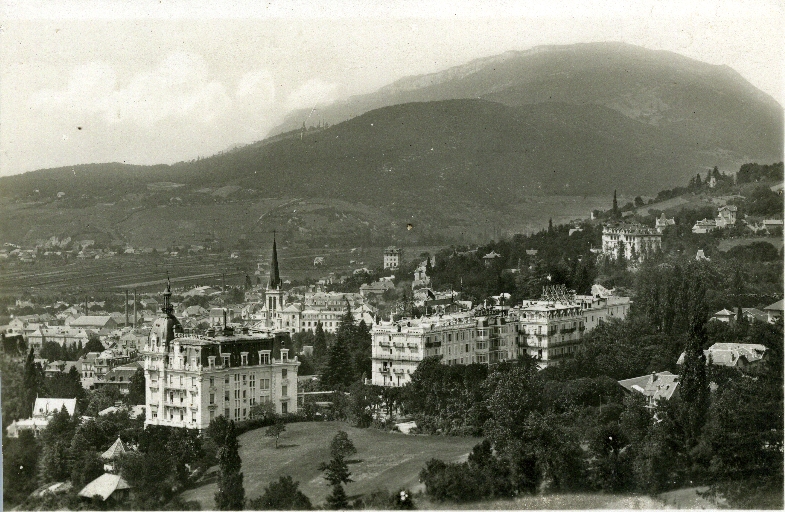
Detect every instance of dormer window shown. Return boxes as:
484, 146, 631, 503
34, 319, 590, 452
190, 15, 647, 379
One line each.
208, 356, 216, 369
259, 351, 271, 365
241, 352, 248, 366
222, 354, 230, 367
281, 349, 289, 362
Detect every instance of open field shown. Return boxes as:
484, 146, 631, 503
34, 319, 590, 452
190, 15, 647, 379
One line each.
180, 421, 478, 509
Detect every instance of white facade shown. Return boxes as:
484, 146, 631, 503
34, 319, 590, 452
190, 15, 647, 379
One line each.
371, 290, 632, 385
602, 223, 662, 260
384, 246, 402, 269
143, 286, 299, 431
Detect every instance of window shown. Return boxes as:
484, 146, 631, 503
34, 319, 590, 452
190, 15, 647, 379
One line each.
243, 390, 247, 399
209, 356, 216, 369
223, 355, 229, 367
225, 376, 230, 385
261, 379, 270, 390
210, 410, 215, 421
225, 390, 230, 401
209, 377, 214, 387
210, 393, 215, 404
180, 376, 183, 386
282, 369, 287, 379
241, 353, 248, 366
282, 385, 288, 396
281, 402, 288, 414
260, 351, 271, 365
224, 408, 230, 417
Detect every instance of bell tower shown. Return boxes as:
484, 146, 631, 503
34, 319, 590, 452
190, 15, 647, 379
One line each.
266, 232, 284, 328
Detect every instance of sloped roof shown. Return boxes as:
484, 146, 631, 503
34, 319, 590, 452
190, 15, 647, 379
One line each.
101, 438, 127, 460
33, 398, 76, 418
78, 473, 130, 501
70, 315, 115, 327
764, 299, 784, 312
618, 371, 680, 402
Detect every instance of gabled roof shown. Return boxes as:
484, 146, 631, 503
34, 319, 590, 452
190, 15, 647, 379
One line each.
101, 438, 127, 460
78, 473, 130, 501
764, 299, 784, 312
33, 398, 76, 418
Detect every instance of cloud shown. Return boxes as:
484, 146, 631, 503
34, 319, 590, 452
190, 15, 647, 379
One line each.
29, 52, 233, 126
284, 78, 341, 112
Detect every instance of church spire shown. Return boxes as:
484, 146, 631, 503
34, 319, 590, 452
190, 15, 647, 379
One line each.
269, 231, 281, 290
161, 272, 173, 315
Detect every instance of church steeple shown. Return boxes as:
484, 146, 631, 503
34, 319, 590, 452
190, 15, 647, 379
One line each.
161, 273, 173, 315
269, 231, 281, 290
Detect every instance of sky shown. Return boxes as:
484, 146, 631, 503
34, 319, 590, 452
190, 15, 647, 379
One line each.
1, 0, 782, 177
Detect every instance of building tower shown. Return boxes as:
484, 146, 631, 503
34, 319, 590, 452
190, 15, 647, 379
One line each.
266, 232, 284, 328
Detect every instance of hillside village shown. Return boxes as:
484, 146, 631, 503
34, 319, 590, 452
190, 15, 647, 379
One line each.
0, 160, 782, 509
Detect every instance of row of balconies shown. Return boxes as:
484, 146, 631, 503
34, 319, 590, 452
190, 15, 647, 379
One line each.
378, 367, 409, 375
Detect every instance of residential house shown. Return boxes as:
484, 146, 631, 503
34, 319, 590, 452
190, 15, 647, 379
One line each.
383, 246, 402, 269
711, 308, 736, 323
677, 343, 767, 370
715, 205, 738, 228
482, 251, 502, 267
764, 299, 783, 324
618, 371, 680, 408
6, 397, 77, 438
78, 473, 130, 503
692, 218, 717, 234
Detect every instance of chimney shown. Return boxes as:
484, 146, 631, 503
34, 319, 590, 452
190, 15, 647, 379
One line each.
651, 371, 657, 382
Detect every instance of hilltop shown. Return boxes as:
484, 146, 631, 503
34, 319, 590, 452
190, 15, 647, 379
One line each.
0, 42, 781, 249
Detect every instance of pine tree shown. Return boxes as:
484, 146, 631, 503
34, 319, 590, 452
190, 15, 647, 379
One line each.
425, 256, 433, 275
323, 300, 358, 389
215, 421, 245, 510
548, 218, 554, 233
325, 483, 349, 510
322, 333, 354, 390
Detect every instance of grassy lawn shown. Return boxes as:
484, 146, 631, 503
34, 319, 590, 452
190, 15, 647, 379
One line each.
180, 421, 479, 509
418, 493, 666, 510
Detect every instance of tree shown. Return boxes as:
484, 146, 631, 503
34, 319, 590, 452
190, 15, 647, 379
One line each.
677, 265, 710, 456
82, 335, 105, 355
71, 451, 104, 489
318, 454, 353, 487
325, 482, 349, 510
313, 322, 327, 361
322, 329, 355, 391
3, 430, 41, 505
207, 415, 231, 447
483, 359, 542, 452
126, 367, 146, 405
265, 418, 286, 448
330, 430, 357, 460
215, 421, 245, 510
248, 475, 312, 510
23, 347, 42, 418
